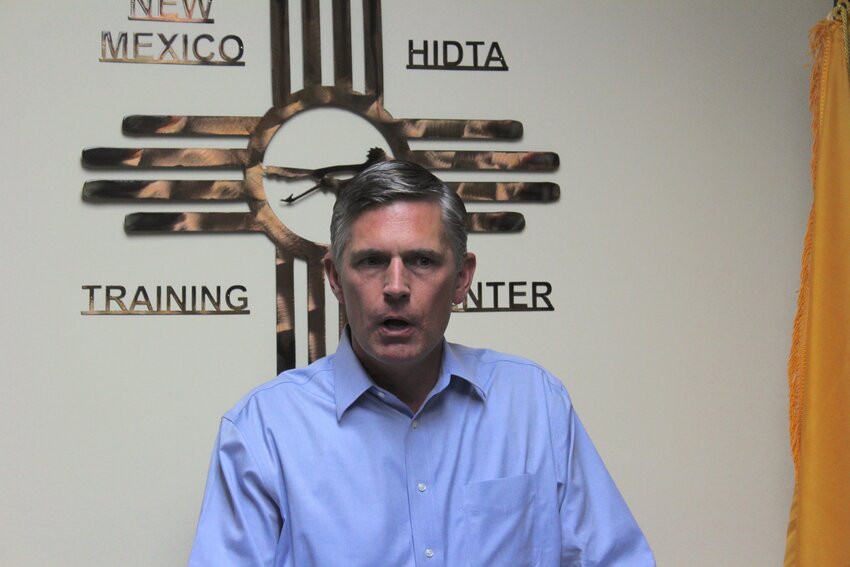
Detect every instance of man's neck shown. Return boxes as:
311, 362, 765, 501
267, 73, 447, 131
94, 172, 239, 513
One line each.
358, 346, 444, 414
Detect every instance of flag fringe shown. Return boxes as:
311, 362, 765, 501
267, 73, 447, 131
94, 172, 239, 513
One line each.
788, 20, 835, 478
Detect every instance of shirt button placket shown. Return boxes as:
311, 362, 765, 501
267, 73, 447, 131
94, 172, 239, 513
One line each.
405, 416, 442, 566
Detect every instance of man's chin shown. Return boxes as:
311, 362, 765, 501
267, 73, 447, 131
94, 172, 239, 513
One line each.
370, 346, 426, 367
360, 340, 442, 371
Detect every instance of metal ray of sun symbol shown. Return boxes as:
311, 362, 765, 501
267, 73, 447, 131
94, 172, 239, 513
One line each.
81, 0, 560, 373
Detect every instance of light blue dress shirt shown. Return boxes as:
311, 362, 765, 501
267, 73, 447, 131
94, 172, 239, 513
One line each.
189, 331, 655, 566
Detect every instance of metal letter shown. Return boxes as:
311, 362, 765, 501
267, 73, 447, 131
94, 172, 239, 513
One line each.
129, 286, 154, 311
192, 34, 214, 62
133, 33, 154, 60
485, 281, 505, 309
106, 286, 128, 312
159, 0, 177, 18
130, 0, 152, 18
200, 286, 221, 311
219, 35, 244, 64
466, 41, 484, 67
101, 32, 128, 60
197, 0, 213, 20
81, 285, 102, 313
181, 0, 198, 18
465, 282, 483, 310
158, 33, 179, 61
408, 39, 427, 67
508, 281, 527, 309
225, 285, 248, 312
166, 286, 186, 312
484, 41, 508, 70
442, 40, 462, 67
531, 281, 554, 310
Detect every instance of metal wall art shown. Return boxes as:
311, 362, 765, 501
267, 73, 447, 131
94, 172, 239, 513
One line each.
82, 0, 560, 372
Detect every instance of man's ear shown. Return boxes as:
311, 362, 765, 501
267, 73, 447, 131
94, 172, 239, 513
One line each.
324, 251, 345, 304
452, 252, 477, 305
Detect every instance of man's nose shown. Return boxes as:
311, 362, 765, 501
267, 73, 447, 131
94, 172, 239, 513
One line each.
383, 258, 410, 299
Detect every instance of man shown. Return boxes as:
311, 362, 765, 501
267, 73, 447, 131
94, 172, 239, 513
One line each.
189, 160, 655, 566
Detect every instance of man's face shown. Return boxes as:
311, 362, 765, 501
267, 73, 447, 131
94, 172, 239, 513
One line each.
325, 200, 476, 378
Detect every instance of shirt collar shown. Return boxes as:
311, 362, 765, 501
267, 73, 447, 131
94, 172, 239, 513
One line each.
440, 338, 489, 401
332, 328, 488, 420
332, 329, 377, 421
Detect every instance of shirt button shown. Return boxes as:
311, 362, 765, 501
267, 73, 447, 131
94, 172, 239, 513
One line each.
424, 548, 434, 559
376, 391, 386, 399
417, 482, 427, 492
411, 419, 419, 429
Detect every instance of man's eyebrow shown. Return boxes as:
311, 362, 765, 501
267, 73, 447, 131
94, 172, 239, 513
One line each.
406, 248, 445, 258
348, 248, 385, 259
348, 248, 445, 259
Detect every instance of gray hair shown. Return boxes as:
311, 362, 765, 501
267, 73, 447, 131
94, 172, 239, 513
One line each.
329, 160, 467, 268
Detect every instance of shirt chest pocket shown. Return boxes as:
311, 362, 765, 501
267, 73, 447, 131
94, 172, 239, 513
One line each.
462, 473, 542, 567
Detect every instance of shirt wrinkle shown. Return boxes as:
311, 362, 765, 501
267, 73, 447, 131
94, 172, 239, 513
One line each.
220, 418, 277, 504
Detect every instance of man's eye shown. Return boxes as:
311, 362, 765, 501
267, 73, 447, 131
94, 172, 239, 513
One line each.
413, 256, 433, 267
360, 256, 382, 266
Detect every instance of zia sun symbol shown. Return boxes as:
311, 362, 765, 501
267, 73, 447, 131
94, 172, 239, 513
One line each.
81, 0, 560, 372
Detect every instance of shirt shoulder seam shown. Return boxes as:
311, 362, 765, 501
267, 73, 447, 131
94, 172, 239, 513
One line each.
228, 366, 336, 420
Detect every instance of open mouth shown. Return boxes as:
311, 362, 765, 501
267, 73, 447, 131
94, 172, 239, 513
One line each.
382, 318, 410, 330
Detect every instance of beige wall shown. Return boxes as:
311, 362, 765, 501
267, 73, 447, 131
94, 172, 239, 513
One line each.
0, 1, 824, 564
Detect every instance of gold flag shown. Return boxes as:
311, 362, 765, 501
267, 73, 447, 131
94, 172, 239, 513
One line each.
785, 9, 850, 567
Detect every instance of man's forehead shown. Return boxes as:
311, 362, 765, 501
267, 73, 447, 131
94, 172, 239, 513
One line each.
355, 197, 440, 218
351, 200, 444, 232
345, 200, 451, 253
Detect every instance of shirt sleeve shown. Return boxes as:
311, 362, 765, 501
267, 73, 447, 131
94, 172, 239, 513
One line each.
188, 417, 283, 567
547, 379, 656, 566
